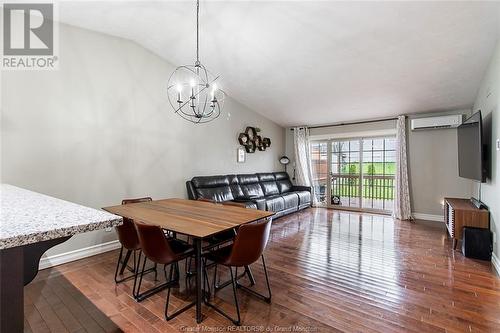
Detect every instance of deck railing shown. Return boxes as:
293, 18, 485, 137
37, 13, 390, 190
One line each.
312, 174, 395, 204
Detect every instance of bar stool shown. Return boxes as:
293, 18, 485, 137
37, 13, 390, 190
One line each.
114, 197, 155, 284
204, 218, 273, 326
134, 221, 196, 319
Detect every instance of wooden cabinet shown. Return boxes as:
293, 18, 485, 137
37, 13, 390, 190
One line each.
444, 198, 489, 249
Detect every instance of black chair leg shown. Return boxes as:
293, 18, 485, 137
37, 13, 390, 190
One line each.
119, 249, 132, 275
205, 266, 241, 326
214, 264, 250, 291
202, 258, 211, 301
230, 267, 241, 325
114, 246, 124, 283
133, 253, 147, 299
236, 255, 272, 303
245, 265, 256, 286
213, 263, 218, 294
115, 247, 141, 284
165, 262, 195, 321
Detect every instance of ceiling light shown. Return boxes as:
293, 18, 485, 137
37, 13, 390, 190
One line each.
167, 0, 225, 124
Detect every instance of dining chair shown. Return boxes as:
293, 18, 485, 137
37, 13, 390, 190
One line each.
114, 197, 156, 284
189, 198, 255, 288
182, 198, 238, 277
134, 221, 196, 320
204, 218, 273, 326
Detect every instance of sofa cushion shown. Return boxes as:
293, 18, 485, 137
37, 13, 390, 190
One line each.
237, 174, 259, 184
274, 172, 289, 180
257, 173, 276, 182
261, 181, 279, 196
265, 195, 285, 212
192, 175, 229, 188
257, 198, 267, 211
295, 191, 311, 206
230, 184, 245, 200
277, 179, 293, 193
195, 186, 234, 202
281, 193, 299, 209
241, 183, 265, 199
227, 174, 239, 184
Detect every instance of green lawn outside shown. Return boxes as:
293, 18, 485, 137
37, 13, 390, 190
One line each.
338, 162, 396, 175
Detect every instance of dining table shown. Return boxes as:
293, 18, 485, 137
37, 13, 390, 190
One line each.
102, 198, 274, 324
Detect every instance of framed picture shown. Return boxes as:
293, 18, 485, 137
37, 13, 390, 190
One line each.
237, 147, 246, 163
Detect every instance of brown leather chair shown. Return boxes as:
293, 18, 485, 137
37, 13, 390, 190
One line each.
192, 198, 256, 287
204, 218, 273, 326
114, 197, 154, 284
134, 221, 196, 320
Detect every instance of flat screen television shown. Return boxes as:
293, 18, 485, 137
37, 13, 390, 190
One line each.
457, 111, 485, 182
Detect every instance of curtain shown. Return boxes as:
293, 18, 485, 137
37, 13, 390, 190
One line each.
293, 127, 317, 204
293, 127, 311, 186
393, 116, 413, 220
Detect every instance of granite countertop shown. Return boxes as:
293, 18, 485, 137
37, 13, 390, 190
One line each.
0, 184, 122, 249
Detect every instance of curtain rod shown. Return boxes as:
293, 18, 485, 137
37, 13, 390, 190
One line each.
290, 116, 402, 131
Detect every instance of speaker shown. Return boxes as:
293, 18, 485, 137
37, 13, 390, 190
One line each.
462, 227, 492, 260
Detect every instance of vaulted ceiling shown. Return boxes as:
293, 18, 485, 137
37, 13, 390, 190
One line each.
58, 1, 500, 127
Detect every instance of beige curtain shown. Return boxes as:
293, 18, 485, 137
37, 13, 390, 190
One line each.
293, 127, 317, 205
393, 116, 413, 220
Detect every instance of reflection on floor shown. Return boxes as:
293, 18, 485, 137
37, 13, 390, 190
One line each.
26, 208, 500, 332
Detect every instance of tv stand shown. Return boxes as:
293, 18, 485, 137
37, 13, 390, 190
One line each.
444, 198, 489, 249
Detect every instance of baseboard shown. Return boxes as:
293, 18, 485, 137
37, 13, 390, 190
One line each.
492, 252, 500, 277
39, 240, 120, 270
412, 212, 443, 222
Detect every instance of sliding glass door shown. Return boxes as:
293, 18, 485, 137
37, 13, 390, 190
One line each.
311, 137, 396, 213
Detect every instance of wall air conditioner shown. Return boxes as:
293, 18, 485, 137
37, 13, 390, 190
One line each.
410, 115, 463, 131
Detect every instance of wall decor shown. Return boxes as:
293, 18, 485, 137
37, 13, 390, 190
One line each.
237, 147, 246, 163
238, 126, 271, 153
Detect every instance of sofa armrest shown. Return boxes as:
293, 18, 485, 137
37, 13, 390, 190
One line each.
186, 181, 197, 199
292, 185, 311, 192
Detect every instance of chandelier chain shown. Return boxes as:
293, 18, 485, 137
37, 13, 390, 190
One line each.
167, 0, 225, 124
196, 0, 200, 65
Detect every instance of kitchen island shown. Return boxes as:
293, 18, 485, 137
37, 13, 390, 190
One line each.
0, 184, 122, 333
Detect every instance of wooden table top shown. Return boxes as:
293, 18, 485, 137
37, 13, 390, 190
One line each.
102, 198, 274, 238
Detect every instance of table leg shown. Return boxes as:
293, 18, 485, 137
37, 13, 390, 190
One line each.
194, 238, 203, 324
0, 246, 24, 333
0, 236, 71, 333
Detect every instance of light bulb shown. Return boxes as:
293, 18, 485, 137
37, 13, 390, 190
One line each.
190, 79, 196, 87
211, 83, 217, 99
176, 84, 183, 92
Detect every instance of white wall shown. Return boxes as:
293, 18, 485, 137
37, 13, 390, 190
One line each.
0, 23, 285, 256
408, 110, 473, 217
472, 41, 500, 260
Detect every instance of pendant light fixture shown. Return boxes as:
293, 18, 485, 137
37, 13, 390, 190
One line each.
167, 0, 225, 123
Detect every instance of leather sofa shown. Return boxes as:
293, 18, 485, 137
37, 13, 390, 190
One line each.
186, 172, 311, 218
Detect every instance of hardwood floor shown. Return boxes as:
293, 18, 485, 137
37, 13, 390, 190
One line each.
26, 208, 500, 332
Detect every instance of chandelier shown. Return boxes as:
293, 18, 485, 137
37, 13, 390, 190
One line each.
167, 0, 225, 124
